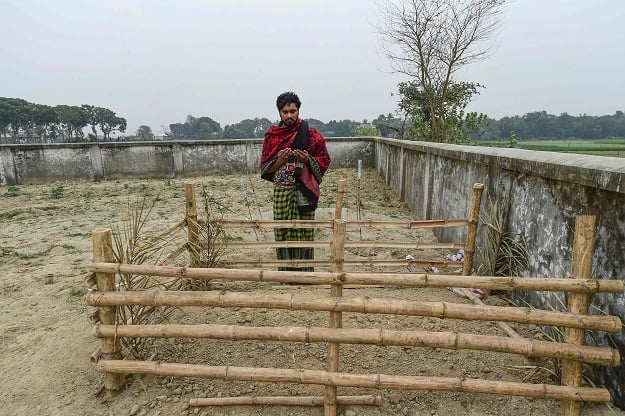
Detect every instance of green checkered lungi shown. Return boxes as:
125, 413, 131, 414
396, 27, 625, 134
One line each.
273, 186, 315, 272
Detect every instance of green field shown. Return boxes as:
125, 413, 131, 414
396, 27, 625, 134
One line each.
476, 138, 625, 157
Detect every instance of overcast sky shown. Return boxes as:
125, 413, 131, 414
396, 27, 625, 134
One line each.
1, 0, 624, 134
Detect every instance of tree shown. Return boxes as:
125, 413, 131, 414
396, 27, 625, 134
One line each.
351, 124, 381, 137
136, 125, 155, 141
82, 104, 99, 140
169, 115, 222, 139
379, 0, 505, 142
94, 107, 127, 141
223, 118, 272, 139
221, 124, 246, 139
31, 104, 57, 143
54, 105, 89, 141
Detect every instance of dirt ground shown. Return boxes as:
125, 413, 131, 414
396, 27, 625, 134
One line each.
1, 168, 622, 416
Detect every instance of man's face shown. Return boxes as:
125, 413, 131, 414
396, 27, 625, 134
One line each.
279, 103, 299, 126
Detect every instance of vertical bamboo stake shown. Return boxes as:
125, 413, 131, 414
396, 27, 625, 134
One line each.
561, 215, 596, 416
357, 161, 363, 240
92, 228, 125, 394
334, 179, 346, 220
325, 219, 346, 416
462, 183, 484, 275
185, 183, 199, 267
459, 183, 520, 338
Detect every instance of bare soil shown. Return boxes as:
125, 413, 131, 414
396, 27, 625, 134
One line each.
0, 168, 622, 416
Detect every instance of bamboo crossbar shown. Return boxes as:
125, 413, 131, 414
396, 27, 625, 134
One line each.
218, 259, 463, 268
224, 241, 331, 249
222, 241, 465, 250
88, 263, 625, 293
344, 219, 470, 229
215, 219, 333, 229
189, 395, 382, 407
213, 218, 469, 230
86, 291, 623, 332
94, 324, 620, 366
342, 241, 465, 249
95, 360, 611, 402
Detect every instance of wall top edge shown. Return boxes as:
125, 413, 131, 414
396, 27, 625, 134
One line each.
0, 136, 372, 150
373, 137, 625, 194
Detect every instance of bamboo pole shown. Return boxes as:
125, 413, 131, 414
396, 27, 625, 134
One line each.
326, 219, 346, 416
189, 395, 382, 407
91, 228, 125, 394
93, 324, 620, 367
462, 183, 483, 275
217, 218, 470, 230
219, 259, 463, 269
85, 290, 622, 332
135, 219, 186, 253
561, 215, 596, 416
218, 219, 333, 229
156, 243, 188, 266
185, 183, 199, 267
345, 218, 470, 229
222, 240, 464, 250
224, 241, 330, 249
334, 179, 346, 220
95, 360, 611, 403
88, 263, 625, 294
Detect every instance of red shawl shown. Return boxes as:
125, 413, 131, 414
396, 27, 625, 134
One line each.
260, 119, 331, 174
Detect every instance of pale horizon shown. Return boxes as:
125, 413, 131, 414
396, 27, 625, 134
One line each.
1, 0, 623, 134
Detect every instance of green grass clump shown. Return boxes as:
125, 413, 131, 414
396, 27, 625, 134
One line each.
4, 186, 20, 197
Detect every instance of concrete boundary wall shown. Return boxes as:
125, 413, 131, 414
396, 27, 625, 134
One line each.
0, 138, 374, 186
374, 138, 625, 408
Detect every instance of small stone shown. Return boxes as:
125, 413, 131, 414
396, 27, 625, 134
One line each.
388, 393, 402, 405
128, 405, 140, 416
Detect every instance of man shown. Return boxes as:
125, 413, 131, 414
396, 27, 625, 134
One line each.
260, 92, 331, 272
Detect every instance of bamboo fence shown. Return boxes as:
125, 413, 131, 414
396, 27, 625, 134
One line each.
85, 181, 624, 416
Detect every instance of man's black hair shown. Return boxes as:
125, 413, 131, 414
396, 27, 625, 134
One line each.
276, 92, 301, 110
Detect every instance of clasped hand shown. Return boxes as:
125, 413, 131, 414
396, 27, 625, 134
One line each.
277, 149, 308, 164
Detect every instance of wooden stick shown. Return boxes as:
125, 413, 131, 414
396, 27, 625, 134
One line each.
156, 243, 188, 266
345, 219, 470, 229
219, 259, 463, 269
189, 395, 382, 407
93, 324, 620, 367
562, 215, 596, 416
91, 228, 125, 394
88, 263, 625, 293
456, 183, 521, 338
95, 360, 611, 403
460, 288, 521, 339
85, 290, 622, 332
222, 241, 465, 250
135, 219, 186, 252
218, 219, 333, 229
334, 179, 346, 220
185, 183, 199, 267
224, 241, 331, 249
216, 218, 470, 229
462, 183, 483, 275
326, 219, 346, 416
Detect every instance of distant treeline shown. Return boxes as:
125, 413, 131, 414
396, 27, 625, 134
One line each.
2, 96, 624, 143
0, 97, 127, 144
166, 114, 402, 140
479, 111, 625, 141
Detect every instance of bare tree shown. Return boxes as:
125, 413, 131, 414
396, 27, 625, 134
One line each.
379, 0, 505, 142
